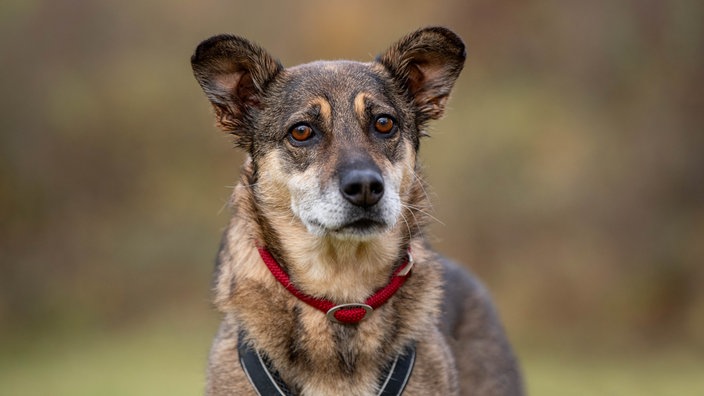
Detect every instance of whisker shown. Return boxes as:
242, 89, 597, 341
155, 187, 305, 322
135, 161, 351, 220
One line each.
217, 185, 239, 215
398, 209, 413, 238
217, 200, 229, 215
405, 163, 435, 212
401, 203, 424, 239
402, 163, 447, 227
402, 203, 445, 226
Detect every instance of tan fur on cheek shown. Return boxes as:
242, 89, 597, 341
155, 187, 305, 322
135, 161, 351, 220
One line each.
256, 150, 326, 224
256, 151, 297, 212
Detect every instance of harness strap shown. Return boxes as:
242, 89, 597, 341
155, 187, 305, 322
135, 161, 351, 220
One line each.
237, 330, 416, 396
238, 330, 293, 396
377, 342, 416, 396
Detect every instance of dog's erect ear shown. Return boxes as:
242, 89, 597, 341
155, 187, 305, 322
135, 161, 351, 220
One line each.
191, 35, 283, 148
377, 27, 466, 125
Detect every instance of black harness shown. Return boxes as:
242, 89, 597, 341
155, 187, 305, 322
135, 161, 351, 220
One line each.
238, 331, 416, 395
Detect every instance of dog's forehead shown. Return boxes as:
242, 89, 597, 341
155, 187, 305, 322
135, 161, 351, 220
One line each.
281, 60, 388, 98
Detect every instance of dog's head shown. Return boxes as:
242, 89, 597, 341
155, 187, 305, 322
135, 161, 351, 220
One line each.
192, 27, 465, 241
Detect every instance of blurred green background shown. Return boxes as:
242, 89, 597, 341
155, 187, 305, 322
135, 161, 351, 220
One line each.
1, 0, 703, 394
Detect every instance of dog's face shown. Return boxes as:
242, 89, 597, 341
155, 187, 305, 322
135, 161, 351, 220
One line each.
259, 61, 412, 239
192, 27, 465, 240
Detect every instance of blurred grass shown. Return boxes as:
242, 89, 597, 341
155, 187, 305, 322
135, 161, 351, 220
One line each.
1, 312, 702, 396
0, 309, 219, 396
524, 348, 704, 396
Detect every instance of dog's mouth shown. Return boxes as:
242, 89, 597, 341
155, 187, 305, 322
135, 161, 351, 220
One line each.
307, 217, 388, 238
331, 218, 388, 238
336, 218, 386, 232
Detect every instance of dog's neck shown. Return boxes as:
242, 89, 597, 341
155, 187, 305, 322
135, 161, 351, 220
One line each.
276, 228, 407, 303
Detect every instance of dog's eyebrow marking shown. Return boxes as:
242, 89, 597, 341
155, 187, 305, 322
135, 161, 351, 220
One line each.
353, 92, 371, 119
354, 92, 396, 121
285, 97, 332, 130
309, 97, 332, 126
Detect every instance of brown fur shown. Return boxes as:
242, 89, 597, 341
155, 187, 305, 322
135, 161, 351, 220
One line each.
192, 27, 523, 395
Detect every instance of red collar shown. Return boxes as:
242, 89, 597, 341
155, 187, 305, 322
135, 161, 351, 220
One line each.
257, 247, 414, 324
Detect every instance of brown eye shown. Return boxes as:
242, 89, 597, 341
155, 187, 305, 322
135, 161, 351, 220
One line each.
374, 116, 395, 134
290, 125, 314, 142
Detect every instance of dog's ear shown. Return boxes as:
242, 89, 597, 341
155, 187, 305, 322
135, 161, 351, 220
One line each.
191, 35, 283, 149
377, 27, 466, 125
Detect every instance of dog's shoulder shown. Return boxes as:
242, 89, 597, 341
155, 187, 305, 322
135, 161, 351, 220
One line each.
438, 256, 493, 338
438, 255, 515, 342
437, 256, 524, 394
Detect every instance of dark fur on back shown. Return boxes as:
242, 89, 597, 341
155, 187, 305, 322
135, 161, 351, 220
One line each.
192, 27, 523, 395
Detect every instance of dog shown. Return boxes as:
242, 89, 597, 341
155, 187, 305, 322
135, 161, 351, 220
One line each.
191, 27, 523, 396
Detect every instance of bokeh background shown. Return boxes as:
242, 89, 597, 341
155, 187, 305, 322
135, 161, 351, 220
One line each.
1, 0, 702, 394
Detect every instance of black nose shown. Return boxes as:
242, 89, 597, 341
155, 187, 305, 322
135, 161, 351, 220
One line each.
340, 168, 385, 207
